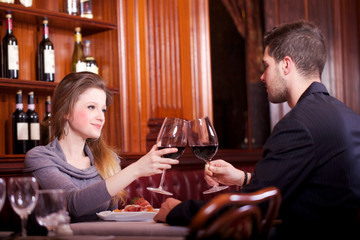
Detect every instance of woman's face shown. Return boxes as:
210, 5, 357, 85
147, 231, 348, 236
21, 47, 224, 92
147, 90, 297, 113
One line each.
68, 87, 107, 140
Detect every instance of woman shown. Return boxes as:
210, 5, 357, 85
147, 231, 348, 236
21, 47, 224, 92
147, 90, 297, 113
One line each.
24, 72, 179, 222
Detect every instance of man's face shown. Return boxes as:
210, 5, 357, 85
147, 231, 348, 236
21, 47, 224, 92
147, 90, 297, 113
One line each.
260, 47, 288, 104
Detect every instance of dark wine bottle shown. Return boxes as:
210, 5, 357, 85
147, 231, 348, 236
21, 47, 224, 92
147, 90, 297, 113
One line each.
2, 12, 19, 79
27, 91, 40, 150
83, 40, 99, 74
40, 96, 51, 145
12, 90, 28, 154
71, 27, 86, 73
38, 18, 55, 82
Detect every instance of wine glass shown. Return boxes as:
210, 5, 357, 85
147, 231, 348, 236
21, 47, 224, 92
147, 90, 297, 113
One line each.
7, 177, 38, 237
147, 117, 188, 195
35, 189, 68, 236
0, 178, 5, 212
188, 116, 229, 194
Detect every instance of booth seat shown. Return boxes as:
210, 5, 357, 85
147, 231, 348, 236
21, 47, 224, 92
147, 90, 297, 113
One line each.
122, 169, 240, 208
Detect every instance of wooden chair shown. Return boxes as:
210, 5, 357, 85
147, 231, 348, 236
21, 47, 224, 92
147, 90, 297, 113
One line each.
187, 186, 281, 240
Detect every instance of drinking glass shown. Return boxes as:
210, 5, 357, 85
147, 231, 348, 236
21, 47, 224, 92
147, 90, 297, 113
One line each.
0, 178, 5, 212
35, 189, 68, 236
188, 116, 229, 194
147, 117, 187, 195
7, 177, 38, 237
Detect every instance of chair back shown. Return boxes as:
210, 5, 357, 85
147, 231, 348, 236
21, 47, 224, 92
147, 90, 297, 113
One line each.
187, 186, 281, 240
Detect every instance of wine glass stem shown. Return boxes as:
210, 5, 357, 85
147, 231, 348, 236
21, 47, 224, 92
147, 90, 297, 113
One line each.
158, 169, 166, 189
21, 215, 28, 237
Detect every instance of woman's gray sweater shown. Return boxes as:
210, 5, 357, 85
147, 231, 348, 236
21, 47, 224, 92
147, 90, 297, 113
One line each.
24, 138, 119, 222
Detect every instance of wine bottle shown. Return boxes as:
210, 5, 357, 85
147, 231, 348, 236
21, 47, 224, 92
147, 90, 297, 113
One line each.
12, 90, 28, 154
40, 96, 51, 145
38, 18, 55, 82
27, 91, 40, 150
2, 12, 19, 79
71, 27, 86, 73
83, 40, 99, 74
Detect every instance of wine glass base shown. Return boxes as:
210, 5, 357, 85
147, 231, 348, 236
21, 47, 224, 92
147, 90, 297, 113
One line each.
203, 185, 229, 194
147, 187, 173, 196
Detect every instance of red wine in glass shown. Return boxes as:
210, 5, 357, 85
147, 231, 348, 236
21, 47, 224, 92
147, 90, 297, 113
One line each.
157, 146, 186, 159
147, 117, 187, 196
188, 116, 229, 194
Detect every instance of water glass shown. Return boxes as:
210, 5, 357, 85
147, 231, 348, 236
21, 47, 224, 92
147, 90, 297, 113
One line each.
7, 177, 38, 237
35, 189, 68, 236
0, 178, 5, 212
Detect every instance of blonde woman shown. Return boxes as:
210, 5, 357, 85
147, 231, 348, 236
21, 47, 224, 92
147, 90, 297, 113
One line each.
25, 72, 179, 222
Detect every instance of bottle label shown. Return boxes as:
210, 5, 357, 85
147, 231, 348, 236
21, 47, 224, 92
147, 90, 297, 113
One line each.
15, 103, 23, 109
76, 61, 87, 72
8, 45, 19, 70
44, 49, 55, 74
28, 104, 35, 111
17, 122, 29, 140
30, 122, 40, 140
87, 64, 99, 74
43, 25, 49, 38
6, 17, 12, 31
75, 33, 82, 43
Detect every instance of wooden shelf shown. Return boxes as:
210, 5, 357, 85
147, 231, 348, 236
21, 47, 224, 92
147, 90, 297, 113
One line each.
0, 78, 119, 95
0, 3, 116, 36
0, 78, 57, 94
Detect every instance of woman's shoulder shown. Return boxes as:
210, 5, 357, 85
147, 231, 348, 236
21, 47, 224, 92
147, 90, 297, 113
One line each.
24, 140, 64, 170
26, 141, 58, 158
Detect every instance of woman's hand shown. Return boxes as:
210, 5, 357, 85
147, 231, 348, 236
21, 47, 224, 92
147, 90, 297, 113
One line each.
130, 145, 179, 178
204, 159, 243, 186
153, 198, 181, 223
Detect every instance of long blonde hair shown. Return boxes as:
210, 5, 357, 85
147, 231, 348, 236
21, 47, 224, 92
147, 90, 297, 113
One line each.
51, 72, 126, 203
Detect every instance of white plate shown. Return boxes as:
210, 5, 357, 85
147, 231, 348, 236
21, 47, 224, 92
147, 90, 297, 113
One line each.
96, 210, 158, 222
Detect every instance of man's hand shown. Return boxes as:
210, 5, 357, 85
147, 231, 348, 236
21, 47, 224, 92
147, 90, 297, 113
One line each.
153, 198, 181, 223
204, 159, 243, 186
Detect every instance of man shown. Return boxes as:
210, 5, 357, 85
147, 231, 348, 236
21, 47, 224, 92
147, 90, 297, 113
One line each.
154, 21, 360, 239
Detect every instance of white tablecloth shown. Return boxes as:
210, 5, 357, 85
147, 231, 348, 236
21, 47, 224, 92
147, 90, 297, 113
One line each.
70, 221, 189, 238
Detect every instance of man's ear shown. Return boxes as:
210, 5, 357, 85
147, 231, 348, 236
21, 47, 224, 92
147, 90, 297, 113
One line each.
282, 56, 292, 75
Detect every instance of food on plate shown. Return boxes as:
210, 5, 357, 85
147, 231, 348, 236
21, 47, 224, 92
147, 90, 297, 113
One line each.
114, 197, 156, 212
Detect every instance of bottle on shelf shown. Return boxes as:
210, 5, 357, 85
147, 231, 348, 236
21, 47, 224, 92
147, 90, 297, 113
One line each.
38, 18, 55, 82
83, 40, 98, 74
80, 0, 93, 19
71, 27, 86, 73
2, 11, 19, 79
65, 0, 79, 16
40, 96, 52, 146
0, 0, 14, 3
12, 90, 28, 154
19, 0, 32, 7
27, 91, 40, 150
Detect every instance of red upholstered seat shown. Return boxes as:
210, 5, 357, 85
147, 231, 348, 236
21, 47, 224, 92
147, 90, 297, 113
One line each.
121, 169, 240, 208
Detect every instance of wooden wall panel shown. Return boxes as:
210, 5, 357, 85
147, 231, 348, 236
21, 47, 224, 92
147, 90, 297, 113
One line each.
117, 0, 212, 153
336, 0, 360, 113
148, 0, 183, 118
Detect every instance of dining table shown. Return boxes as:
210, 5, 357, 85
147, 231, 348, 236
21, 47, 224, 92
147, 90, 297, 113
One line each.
0, 221, 188, 240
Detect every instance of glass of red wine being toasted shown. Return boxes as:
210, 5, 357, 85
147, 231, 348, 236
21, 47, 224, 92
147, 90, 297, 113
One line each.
188, 116, 229, 194
147, 117, 187, 196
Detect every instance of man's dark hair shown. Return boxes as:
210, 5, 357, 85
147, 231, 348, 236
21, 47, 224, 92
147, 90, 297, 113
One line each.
264, 20, 327, 78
